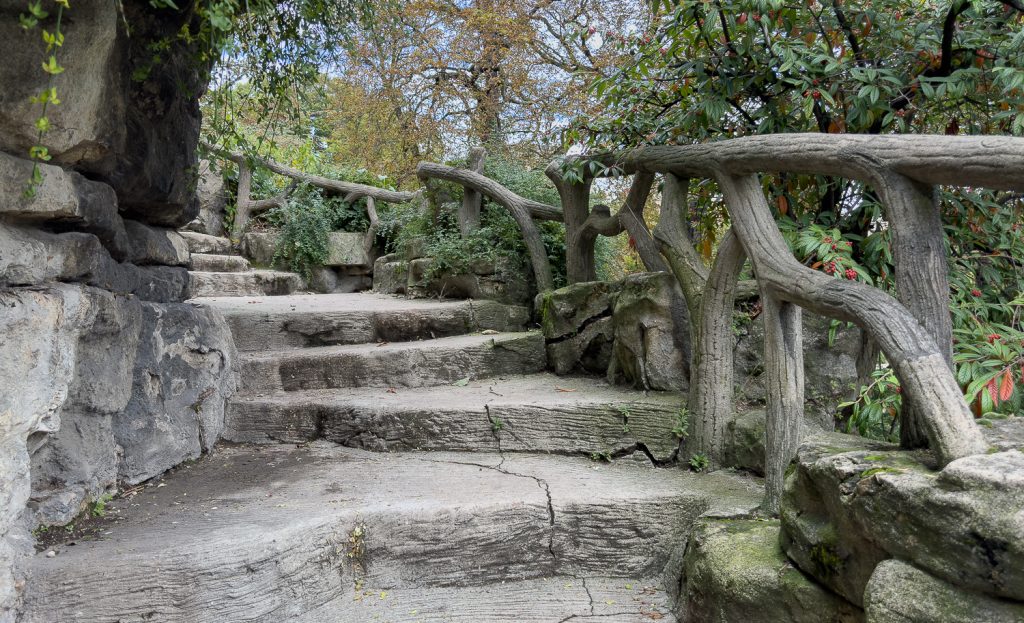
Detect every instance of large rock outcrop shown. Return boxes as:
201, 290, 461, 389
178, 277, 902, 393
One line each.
0, 0, 210, 225
0, 285, 237, 618
680, 518, 863, 622
780, 431, 1024, 608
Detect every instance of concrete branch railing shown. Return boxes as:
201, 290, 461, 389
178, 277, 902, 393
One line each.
211, 134, 1024, 514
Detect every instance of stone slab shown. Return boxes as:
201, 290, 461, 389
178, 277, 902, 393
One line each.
180, 231, 232, 255
225, 373, 685, 461
189, 253, 250, 273
193, 292, 530, 351
240, 331, 546, 392
186, 270, 303, 298
325, 231, 370, 267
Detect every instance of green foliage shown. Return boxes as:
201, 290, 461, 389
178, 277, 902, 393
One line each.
376, 157, 571, 291
838, 364, 902, 442
672, 407, 690, 440
688, 453, 710, 472
576, 0, 1024, 150
89, 493, 113, 518
266, 184, 369, 279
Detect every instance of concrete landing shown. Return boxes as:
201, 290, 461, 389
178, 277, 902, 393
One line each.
24, 444, 761, 622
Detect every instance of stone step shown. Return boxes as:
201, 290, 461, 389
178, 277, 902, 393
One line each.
241, 331, 545, 392
227, 373, 686, 461
180, 231, 233, 255
187, 270, 304, 298
23, 444, 761, 622
189, 253, 251, 273
192, 292, 531, 351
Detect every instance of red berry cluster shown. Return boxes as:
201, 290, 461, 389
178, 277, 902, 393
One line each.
987, 333, 1002, 343
844, 268, 857, 280
824, 261, 837, 275
971, 289, 982, 297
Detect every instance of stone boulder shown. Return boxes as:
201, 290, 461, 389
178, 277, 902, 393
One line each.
241, 231, 278, 267
537, 280, 619, 376
0, 152, 128, 259
184, 160, 227, 237
372, 254, 408, 295
780, 433, 1024, 607
864, 559, 1024, 623
608, 272, 687, 391
0, 1, 209, 226
681, 518, 863, 623
325, 232, 371, 268
0, 224, 188, 302
114, 302, 237, 484
122, 220, 189, 266
538, 274, 687, 390
0, 285, 89, 619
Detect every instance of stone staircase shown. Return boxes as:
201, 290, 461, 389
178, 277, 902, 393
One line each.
24, 292, 763, 622
181, 231, 304, 298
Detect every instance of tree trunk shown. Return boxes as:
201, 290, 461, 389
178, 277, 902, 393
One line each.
546, 162, 597, 284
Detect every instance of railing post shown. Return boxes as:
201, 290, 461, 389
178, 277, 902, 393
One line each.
459, 146, 486, 237
760, 292, 804, 514
873, 173, 953, 448
687, 228, 745, 467
546, 162, 597, 284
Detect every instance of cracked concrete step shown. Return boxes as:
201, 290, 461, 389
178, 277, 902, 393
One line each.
318, 576, 678, 622
187, 269, 304, 298
189, 253, 251, 273
180, 231, 233, 255
193, 292, 531, 351
227, 373, 686, 461
24, 444, 760, 622
241, 331, 545, 392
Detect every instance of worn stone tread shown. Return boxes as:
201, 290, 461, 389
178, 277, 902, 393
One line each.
180, 231, 232, 255
241, 331, 546, 391
24, 444, 760, 623
189, 253, 251, 273
332, 576, 678, 622
193, 292, 530, 351
226, 373, 685, 461
187, 269, 304, 298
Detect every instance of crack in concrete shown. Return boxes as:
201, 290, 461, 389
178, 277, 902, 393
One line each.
411, 451, 558, 561
581, 576, 595, 616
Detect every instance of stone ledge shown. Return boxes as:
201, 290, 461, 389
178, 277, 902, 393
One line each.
780, 433, 1024, 606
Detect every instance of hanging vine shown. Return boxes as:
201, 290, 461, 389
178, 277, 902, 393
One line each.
20, 0, 68, 198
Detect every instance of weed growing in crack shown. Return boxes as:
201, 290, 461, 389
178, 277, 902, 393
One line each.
491, 417, 504, 433
90, 493, 114, 518
589, 450, 612, 463
672, 407, 690, 440
689, 453, 710, 473
618, 405, 631, 433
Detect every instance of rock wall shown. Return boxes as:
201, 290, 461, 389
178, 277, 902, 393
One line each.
0, 3, 232, 620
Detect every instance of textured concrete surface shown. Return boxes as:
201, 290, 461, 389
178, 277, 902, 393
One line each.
187, 270, 304, 298
23, 444, 761, 622
226, 373, 685, 461
240, 331, 546, 392
196, 293, 530, 351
